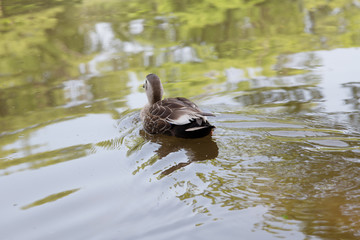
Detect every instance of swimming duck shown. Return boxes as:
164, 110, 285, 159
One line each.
140, 74, 215, 138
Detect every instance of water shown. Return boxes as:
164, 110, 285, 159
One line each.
1, 1, 360, 239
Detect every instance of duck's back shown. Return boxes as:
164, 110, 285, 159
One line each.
142, 97, 215, 138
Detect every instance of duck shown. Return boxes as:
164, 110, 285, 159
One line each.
140, 73, 215, 138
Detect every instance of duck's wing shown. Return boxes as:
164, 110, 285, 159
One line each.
174, 97, 216, 117
150, 98, 214, 126
174, 97, 199, 109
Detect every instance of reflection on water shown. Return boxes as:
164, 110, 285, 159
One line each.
139, 131, 218, 176
1, 0, 360, 239
213, 112, 360, 238
21, 188, 80, 210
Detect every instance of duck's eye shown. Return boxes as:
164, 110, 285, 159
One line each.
143, 80, 148, 89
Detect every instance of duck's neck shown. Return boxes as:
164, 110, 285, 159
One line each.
147, 85, 163, 105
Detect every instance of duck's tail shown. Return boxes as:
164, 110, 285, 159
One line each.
173, 119, 215, 138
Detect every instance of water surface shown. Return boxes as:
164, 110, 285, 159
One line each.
1, 1, 360, 239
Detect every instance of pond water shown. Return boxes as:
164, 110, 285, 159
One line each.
1, 0, 360, 239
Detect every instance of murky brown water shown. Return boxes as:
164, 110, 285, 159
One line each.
1, 1, 360, 239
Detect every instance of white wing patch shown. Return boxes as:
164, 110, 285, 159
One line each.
166, 113, 207, 125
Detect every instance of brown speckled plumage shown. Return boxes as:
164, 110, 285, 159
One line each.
141, 74, 215, 138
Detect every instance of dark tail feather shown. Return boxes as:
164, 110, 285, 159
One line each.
200, 112, 216, 117
172, 120, 215, 138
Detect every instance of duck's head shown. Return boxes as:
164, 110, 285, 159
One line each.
143, 73, 164, 105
